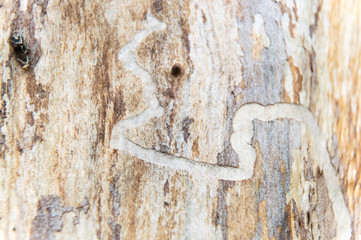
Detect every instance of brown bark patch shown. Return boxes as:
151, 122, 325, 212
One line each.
201, 10, 207, 23
163, 179, 169, 196
288, 57, 303, 103
153, 0, 163, 13
315, 174, 337, 239
191, 137, 200, 158
276, 1, 296, 38
180, 10, 191, 53
282, 76, 291, 103
292, 0, 299, 21
291, 199, 312, 239
309, 0, 323, 36
112, 90, 126, 123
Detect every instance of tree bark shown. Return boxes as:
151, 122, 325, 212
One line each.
0, 0, 360, 239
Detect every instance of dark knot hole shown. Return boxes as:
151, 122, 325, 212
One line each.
171, 64, 182, 77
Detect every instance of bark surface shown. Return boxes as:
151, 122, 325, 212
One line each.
0, 0, 360, 239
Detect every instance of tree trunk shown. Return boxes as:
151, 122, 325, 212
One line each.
0, 0, 360, 239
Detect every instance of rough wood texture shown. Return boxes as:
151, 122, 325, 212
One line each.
0, 0, 360, 239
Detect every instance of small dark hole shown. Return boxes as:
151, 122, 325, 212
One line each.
306, 211, 310, 225
13, 228, 16, 231
171, 64, 182, 77
298, 219, 302, 226
315, 166, 323, 177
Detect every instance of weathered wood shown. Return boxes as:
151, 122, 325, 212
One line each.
0, 0, 360, 239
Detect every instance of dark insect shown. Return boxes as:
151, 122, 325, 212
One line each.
9, 32, 30, 69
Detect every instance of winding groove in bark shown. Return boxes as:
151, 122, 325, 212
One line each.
109, 13, 351, 239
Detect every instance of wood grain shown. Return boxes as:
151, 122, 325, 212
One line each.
0, 0, 359, 239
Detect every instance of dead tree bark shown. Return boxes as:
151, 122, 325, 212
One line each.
0, 0, 360, 239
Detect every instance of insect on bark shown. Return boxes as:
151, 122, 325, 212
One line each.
9, 32, 30, 69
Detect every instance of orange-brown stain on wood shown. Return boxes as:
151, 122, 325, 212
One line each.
227, 141, 264, 238
191, 136, 200, 158
258, 200, 271, 240
284, 203, 293, 237
277, 1, 287, 15
288, 57, 303, 103
327, 0, 361, 235
277, 1, 296, 38
282, 76, 291, 103
280, 159, 286, 187
226, 180, 258, 239
252, 31, 266, 61
201, 10, 207, 24
288, 18, 296, 38
292, 0, 299, 22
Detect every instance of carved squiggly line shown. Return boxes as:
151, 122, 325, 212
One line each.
232, 104, 351, 240
109, 13, 247, 181
109, 13, 351, 239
